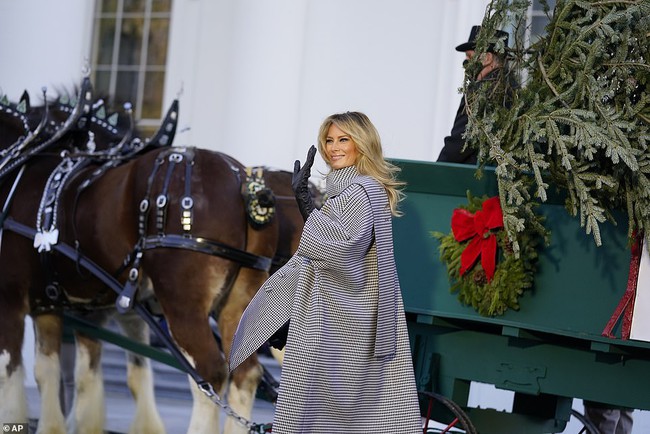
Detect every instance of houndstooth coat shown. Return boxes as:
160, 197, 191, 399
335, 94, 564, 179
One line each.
229, 166, 421, 433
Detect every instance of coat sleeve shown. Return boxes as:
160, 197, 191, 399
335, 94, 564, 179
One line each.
437, 96, 478, 164
229, 256, 302, 372
296, 183, 374, 273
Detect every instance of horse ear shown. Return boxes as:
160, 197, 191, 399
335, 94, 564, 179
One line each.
147, 99, 179, 148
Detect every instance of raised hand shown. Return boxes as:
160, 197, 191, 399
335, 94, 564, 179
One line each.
292, 145, 317, 221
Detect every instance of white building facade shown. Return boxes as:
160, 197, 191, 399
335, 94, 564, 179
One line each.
0, 0, 490, 174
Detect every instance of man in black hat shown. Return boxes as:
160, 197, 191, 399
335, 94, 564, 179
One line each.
437, 25, 510, 164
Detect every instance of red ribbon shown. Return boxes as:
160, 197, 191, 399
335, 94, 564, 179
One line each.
451, 196, 504, 282
602, 231, 644, 339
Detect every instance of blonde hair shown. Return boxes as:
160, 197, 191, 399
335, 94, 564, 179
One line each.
317, 111, 405, 216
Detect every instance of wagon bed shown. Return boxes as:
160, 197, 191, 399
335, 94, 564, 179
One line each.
392, 159, 650, 433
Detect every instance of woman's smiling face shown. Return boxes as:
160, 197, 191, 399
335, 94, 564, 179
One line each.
325, 123, 359, 169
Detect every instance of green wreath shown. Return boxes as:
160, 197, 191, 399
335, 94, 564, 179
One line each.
431, 192, 543, 317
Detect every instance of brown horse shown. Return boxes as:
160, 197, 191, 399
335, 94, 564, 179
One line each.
0, 82, 318, 434
0, 89, 37, 428
59, 154, 308, 434
1, 81, 171, 434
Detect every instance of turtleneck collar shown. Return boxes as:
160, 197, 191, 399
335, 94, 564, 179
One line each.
325, 165, 360, 198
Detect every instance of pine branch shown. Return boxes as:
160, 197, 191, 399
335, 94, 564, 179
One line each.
467, 0, 650, 247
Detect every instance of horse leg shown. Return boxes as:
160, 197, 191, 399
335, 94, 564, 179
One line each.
219, 267, 267, 434
67, 314, 106, 434
269, 347, 285, 365
180, 316, 228, 434
113, 310, 166, 434
32, 313, 66, 434
186, 367, 226, 434
67, 333, 105, 434
0, 309, 28, 425
150, 254, 233, 434
221, 218, 278, 434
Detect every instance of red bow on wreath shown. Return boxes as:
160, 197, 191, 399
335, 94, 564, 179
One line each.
451, 196, 504, 282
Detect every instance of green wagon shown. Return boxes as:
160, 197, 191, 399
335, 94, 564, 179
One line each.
393, 160, 650, 434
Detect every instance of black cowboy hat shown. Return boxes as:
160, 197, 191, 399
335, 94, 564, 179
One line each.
455, 25, 509, 52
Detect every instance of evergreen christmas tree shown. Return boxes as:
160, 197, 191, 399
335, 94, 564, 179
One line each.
465, 0, 650, 253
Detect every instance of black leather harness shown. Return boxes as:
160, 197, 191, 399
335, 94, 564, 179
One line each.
115, 147, 273, 313
2, 86, 273, 315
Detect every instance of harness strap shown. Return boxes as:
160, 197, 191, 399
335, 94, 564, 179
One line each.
75, 136, 147, 193
156, 153, 180, 234
116, 250, 144, 313
142, 234, 272, 272
118, 149, 182, 310
139, 154, 166, 238
39, 250, 65, 308
0, 164, 26, 229
181, 152, 195, 236
36, 156, 90, 244
117, 151, 165, 311
4, 215, 211, 370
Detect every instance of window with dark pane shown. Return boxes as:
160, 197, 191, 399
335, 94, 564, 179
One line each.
528, 0, 554, 44
118, 18, 144, 65
143, 71, 165, 119
123, 0, 146, 14
91, 0, 172, 131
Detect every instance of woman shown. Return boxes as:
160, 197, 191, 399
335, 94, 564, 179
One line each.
230, 112, 421, 433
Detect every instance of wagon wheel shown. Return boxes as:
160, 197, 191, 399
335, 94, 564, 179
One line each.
570, 409, 599, 434
419, 391, 478, 434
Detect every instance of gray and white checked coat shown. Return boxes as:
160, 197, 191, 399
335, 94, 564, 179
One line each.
230, 166, 421, 433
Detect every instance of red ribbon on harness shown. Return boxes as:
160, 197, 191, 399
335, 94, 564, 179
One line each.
451, 196, 504, 282
602, 231, 644, 339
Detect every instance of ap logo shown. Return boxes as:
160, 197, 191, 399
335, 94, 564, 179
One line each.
2, 424, 27, 432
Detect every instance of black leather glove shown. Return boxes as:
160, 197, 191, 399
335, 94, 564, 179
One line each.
292, 145, 317, 222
